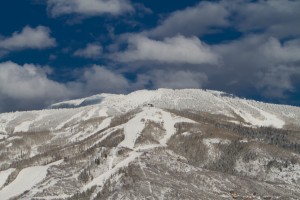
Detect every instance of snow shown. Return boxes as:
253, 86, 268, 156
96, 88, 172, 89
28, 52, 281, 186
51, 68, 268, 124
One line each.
218, 96, 285, 128
29, 145, 38, 157
266, 163, 300, 184
98, 107, 108, 117
0, 166, 49, 200
118, 109, 147, 149
47, 159, 63, 166
69, 117, 111, 142
234, 157, 300, 185
0, 89, 298, 138
6, 143, 12, 148
109, 148, 117, 170
119, 107, 195, 149
82, 107, 97, 121
96, 117, 111, 132
7, 136, 22, 141
13, 113, 48, 133
0, 168, 15, 188
239, 139, 248, 143
0, 113, 16, 134
241, 100, 285, 128
0, 88, 298, 198
13, 121, 32, 133
51, 97, 86, 108
134, 144, 162, 151
203, 138, 231, 145
160, 110, 176, 145
32, 194, 70, 200
203, 138, 231, 162
90, 125, 124, 147
83, 151, 142, 191
182, 132, 192, 136
55, 110, 84, 130
235, 158, 261, 177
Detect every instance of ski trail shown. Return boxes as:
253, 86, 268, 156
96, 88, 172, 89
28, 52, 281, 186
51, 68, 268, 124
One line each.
138, 156, 155, 200
215, 95, 285, 128
55, 110, 84, 130
109, 148, 117, 170
241, 101, 285, 128
14, 113, 47, 133
83, 151, 142, 191
160, 111, 176, 145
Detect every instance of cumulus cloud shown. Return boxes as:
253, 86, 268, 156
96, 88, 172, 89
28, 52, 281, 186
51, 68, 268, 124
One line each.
79, 65, 129, 94
109, 0, 300, 102
260, 37, 300, 63
0, 62, 70, 112
211, 34, 300, 98
147, 1, 229, 37
145, 0, 300, 39
74, 43, 102, 59
256, 66, 300, 98
47, 0, 134, 17
0, 61, 208, 112
0, 62, 130, 112
214, 35, 300, 70
2, 0, 300, 112
115, 34, 300, 100
0, 26, 56, 53
116, 35, 218, 65
225, 0, 300, 38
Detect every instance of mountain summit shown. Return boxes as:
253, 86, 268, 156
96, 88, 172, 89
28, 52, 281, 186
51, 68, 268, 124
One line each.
0, 89, 300, 199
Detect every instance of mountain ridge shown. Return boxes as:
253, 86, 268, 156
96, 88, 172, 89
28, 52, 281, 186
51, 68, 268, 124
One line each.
0, 89, 300, 199
50, 88, 299, 109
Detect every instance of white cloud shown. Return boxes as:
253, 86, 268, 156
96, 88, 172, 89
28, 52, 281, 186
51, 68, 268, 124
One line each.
47, 0, 134, 17
214, 35, 300, 68
0, 62, 71, 112
117, 35, 218, 65
147, 1, 229, 37
0, 62, 130, 112
80, 65, 129, 94
145, 0, 300, 39
74, 43, 102, 59
0, 26, 56, 52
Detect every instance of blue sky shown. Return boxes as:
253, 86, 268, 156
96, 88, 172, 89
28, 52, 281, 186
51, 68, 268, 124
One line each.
0, 0, 300, 112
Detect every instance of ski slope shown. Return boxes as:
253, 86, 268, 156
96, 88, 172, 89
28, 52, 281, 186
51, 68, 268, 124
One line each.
0, 166, 49, 200
119, 107, 196, 149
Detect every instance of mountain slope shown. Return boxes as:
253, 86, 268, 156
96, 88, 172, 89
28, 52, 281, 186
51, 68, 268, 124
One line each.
0, 89, 300, 200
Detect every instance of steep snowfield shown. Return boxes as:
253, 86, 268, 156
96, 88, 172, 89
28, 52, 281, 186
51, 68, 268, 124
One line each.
0, 166, 48, 200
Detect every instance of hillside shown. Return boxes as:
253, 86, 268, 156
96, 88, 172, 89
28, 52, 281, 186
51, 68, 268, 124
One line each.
0, 89, 300, 199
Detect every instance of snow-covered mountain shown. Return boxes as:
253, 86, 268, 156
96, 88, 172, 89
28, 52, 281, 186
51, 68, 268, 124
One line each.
0, 89, 300, 199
